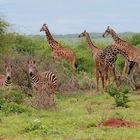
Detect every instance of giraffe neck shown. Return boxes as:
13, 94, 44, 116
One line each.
85, 33, 98, 55
45, 28, 58, 50
111, 30, 127, 48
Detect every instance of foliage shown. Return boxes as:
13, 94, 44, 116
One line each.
0, 17, 9, 35
0, 94, 140, 140
74, 41, 94, 73
107, 84, 130, 107
23, 119, 43, 133
1, 102, 27, 114
130, 33, 140, 46
0, 88, 25, 103
0, 88, 30, 114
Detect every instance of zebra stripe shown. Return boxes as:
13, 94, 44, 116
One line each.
30, 71, 57, 92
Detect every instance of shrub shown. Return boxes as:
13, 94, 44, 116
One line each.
23, 119, 43, 133
0, 88, 25, 103
0, 17, 9, 35
1, 102, 27, 114
107, 84, 130, 107
0, 88, 30, 114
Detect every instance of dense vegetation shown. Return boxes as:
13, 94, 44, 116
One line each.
1, 18, 140, 140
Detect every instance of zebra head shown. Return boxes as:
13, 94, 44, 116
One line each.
27, 60, 37, 77
5, 64, 12, 80
40, 24, 48, 32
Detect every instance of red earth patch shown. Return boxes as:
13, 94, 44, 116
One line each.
100, 118, 137, 128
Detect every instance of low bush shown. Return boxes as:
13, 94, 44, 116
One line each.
107, 84, 130, 107
1, 102, 27, 114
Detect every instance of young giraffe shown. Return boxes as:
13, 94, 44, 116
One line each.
78, 30, 118, 93
40, 24, 77, 69
102, 26, 139, 90
0, 64, 12, 86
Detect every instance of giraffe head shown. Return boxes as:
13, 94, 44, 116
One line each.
5, 64, 12, 80
27, 60, 38, 77
102, 26, 112, 37
40, 24, 48, 32
78, 30, 88, 38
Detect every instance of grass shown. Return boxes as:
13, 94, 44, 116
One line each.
0, 91, 140, 140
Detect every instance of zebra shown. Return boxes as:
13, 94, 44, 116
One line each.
0, 64, 12, 86
27, 60, 57, 108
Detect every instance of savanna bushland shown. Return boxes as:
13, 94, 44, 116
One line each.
1, 18, 140, 140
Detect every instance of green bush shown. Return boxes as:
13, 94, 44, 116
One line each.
74, 41, 94, 73
0, 88, 24, 103
0, 17, 9, 35
0, 98, 6, 109
107, 84, 130, 107
23, 119, 43, 133
1, 102, 27, 114
0, 88, 30, 114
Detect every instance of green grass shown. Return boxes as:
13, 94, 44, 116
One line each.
0, 92, 140, 140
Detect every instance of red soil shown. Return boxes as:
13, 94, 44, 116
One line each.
100, 118, 137, 128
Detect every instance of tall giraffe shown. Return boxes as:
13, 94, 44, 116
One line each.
79, 30, 118, 93
102, 26, 140, 89
40, 24, 77, 69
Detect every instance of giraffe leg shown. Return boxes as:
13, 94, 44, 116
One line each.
105, 66, 110, 85
127, 61, 135, 75
100, 71, 105, 93
112, 67, 119, 87
127, 66, 136, 90
121, 60, 127, 80
95, 68, 99, 94
107, 67, 111, 84
70, 58, 76, 70
137, 58, 140, 73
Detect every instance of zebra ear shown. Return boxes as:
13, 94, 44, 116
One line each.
84, 30, 86, 32
33, 60, 36, 64
27, 60, 29, 64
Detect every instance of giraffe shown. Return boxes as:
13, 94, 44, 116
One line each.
40, 24, 77, 69
78, 30, 118, 93
102, 26, 140, 90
